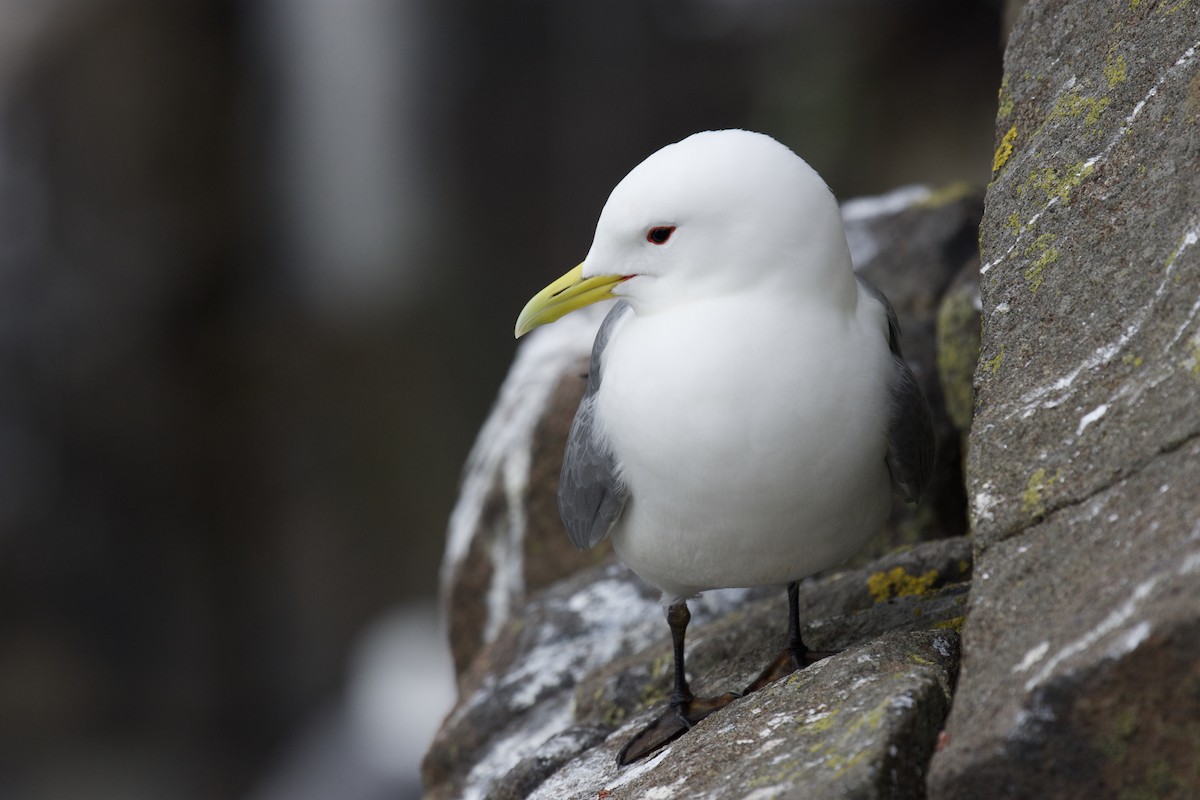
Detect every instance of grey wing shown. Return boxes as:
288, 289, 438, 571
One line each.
857, 275, 936, 503
559, 302, 631, 549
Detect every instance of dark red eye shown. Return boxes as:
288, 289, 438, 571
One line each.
647, 226, 675, 245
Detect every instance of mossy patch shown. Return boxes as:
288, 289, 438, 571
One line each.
1182, 334, 1200, 378
932, 616, 965, 632
1050, 89, 1112, 129
993, 125, 1019, 173
1021, 468, 1062, 517
1019, 162, 1095, 204
598, 692, 628, 727
801, 711, 837, 735
931, 292, 979, 431
998, 75, 1015, 119
1024, 233, 1060, 292
1157, 0, 1192, 15
867, 567, 940, 603
1105, 52, 1129, 89
936, 289, 981, 431
984, 345, 1006, 375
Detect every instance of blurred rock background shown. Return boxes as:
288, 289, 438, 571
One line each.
0, 1, 1002, 798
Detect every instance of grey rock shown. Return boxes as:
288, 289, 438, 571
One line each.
928, 1, 1200, 796
966, 0, 1200, 550
423, 538, 971, 800
537, 630, 959, 800
481, 724, 610, 800
930, 439, 1200, 798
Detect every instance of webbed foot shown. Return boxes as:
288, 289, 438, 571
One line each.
741, 646, 835, 695
615, 691, 740, 765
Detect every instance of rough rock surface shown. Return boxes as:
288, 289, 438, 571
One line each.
928, 2, 1200, 797
423, 538, 971, 800
440, 186, 984, 685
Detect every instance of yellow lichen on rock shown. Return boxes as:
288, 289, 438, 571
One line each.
1019, 162, 1095, 203
1105, 52, 1128, 88
1024, 233, 1060, 292
1182, 334, 1200, 378
1020, 468, 1062, 516
867, 567, 940, 603
998, 75, 1015, 119
993, 126, 1019, 173
1049, 90, 1111, 129
984, 345, 1006, 376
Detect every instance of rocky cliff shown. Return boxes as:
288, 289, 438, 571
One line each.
928, 1, 1200, 797
426, 3, 1200, 796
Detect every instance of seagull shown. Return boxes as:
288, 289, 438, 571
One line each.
513, 130, 934, 765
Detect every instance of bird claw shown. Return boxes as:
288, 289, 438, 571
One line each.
616, 691, 741, 765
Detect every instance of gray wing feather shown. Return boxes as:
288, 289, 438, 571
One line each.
559, 302, 631, 549
857, 276, 936, 503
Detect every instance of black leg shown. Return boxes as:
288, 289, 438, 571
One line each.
786, 580, 803, 657
741, 581, 833, 695
616, 600, 739, 766
666, 601, 693, 706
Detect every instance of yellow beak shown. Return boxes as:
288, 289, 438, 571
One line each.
514, 264, 628, 339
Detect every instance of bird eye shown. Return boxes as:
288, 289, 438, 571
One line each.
646, 226, 675, 245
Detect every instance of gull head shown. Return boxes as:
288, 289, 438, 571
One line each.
515, 130, 852, 337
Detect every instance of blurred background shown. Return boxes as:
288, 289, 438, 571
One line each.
0, 1, 1002, 798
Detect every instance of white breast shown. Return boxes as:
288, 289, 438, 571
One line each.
595, 291, 894, 599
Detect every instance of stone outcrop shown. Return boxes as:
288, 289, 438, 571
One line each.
425, 539, 970, 800
430, 3, 1200, 797
927, 1, 1200, 797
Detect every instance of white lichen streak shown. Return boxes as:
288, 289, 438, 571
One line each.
1164, 223, 1200, 352
972, 483, 1001, 523
801, 705, 833, 725
504, 576, 660, 711
1012, 640, 1050, 673
1075, 403, 1109, 435
1178, 551, 1200, 576
600, 745, 673, 794
743, 787, 796, 800
645, 776, 688, 799
1066, 218, 1200, 423
1023, 576, 1158, 693
460, 702, 573, 800
1009, 211, 1198, 424
441, 302, 610, 643
932, 633, 955, 659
